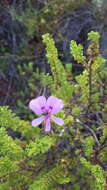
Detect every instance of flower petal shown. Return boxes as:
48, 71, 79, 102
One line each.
45, 119, 51, 132
51, 116, 64, 126
46, 96, 64, 114
31, 116, 44, 126
29, 96, 46, 114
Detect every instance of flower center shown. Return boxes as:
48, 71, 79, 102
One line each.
41, 106, 53, 114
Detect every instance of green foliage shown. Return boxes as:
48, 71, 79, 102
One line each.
0, 31, 107, 190
27, 136, 56, 156
75, 70, 89, 104
0, 128, 23, 160
0, 156, 15, 177
10, 0, 87, 37
29, 165, 71, 190
0, 106, 40, 139
70, 40, 86, 63
42, 33, 73, 103
80, 158, 106, 190
83, 136, 94, 158
88, 31, 100, 41
72, 105, 81, 116
87, 31, 100, 57
16, 62, 45, 119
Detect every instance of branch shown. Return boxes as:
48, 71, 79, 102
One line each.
76, 119, 101, 147
0, 54, 44, 65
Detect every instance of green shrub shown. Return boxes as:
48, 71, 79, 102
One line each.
0, 31, 107, 190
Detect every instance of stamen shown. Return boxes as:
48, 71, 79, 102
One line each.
48, 106, 53, 113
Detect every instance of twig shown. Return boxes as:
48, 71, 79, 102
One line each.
76, 119, 101, 147
3, 75, 13, 105
88, 58, 92, 109
0, 54, 38, 61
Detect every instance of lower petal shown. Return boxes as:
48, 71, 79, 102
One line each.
31, 116, 44, 126
45, 119, 51, 132
51, 116, 64, 126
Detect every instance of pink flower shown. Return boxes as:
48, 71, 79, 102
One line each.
29, 96, 64, 132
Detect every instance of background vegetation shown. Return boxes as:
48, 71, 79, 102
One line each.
0, 0, 107, 189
